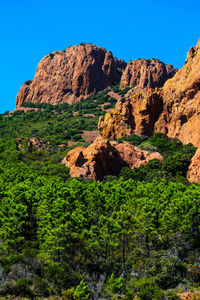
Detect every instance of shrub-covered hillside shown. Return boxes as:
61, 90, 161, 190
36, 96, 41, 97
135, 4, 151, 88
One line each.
0, 91, 200, 299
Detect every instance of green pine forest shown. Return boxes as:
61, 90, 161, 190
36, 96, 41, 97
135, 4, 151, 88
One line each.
0, 87, 200, 299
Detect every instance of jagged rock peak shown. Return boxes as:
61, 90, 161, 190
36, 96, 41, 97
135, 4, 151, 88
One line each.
16, 43, 126, 107
120, 58, 177, 90
98, 38, 200, 147
187, 148, 200, 183
155, 38, 200, 147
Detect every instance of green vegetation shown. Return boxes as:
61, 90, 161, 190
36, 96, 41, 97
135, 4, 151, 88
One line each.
0, 94, 199, 298
2, 92, 113, 146
111, 83, 133, 96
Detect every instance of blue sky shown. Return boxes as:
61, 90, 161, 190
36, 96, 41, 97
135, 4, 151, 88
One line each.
0, 0, 199, 113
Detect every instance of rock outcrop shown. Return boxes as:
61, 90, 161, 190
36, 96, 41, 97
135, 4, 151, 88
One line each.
98, 88, 163, 139
155, 38, 200, 147
62, 139, 163, 180
16, 43, 126, 107
187, 148, 200, 183
98, 39, 200, 148
120, 59, 177, 90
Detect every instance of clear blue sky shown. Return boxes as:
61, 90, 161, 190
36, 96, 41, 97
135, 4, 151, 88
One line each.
0, 0, 199, 113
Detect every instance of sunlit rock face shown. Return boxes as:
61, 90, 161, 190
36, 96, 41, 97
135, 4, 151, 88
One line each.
120, 58, 177, 90
99, 39, 200, 148
16, 43, 126, 107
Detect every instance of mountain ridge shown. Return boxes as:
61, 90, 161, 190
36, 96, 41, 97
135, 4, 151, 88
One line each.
64, 39, 200, 182
16, 43, 177, 108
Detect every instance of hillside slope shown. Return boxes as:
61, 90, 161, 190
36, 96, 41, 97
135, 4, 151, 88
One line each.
16, 43, 178, 108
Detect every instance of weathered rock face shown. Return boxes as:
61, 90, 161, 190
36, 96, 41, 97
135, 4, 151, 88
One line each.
98, 39, 200, 148
62, 139, 163, 180
120, 59, 177, 90
187, 148, 200, 183
98, 88, 163, 139
177, 291, 200, 300
16, 43, 126, 107
155, 38, 200, 147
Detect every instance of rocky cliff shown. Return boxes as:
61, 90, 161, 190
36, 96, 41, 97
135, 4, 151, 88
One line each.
16, 39, 200, 182
187, 148, 200, 183
98, 88, 163, 139
120, 59, 177, 90
99, 39, 200, 148
155, 38, 200, 147
16, 43, 126, 107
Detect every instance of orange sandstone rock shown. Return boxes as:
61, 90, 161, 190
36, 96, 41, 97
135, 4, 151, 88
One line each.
98, 39, 200, 148
187, 148, 200, 183
120, 59, 177, 90
62, 139, 163, 180
155, 38, 200, 147
98, 88, 163, 139
96, 39, 200, 182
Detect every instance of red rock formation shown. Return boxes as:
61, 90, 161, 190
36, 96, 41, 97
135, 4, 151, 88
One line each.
16, 43, 126, 107
187, 148, 200, 183
120, 59, 177, 90
112, 141, 163, 168
155, 38, 200, 147
96, 39, 200, 182
62, 139, 163, 180
98, 39, 200, 148
98, 88, 163, 139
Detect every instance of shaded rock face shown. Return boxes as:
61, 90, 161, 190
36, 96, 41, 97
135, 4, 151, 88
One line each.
98, 88, 163, 140
96, 39, 200, 182
98, 39, 200, 148
16, 43, 126, 107
120, 59, 177, 90
62, 139, 163, 180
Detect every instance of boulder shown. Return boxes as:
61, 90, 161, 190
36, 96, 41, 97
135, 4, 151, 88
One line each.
98, 39, 200, 148
155, 38, 200, 147
62, 139, 163, 180
120, 58, 177, 90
